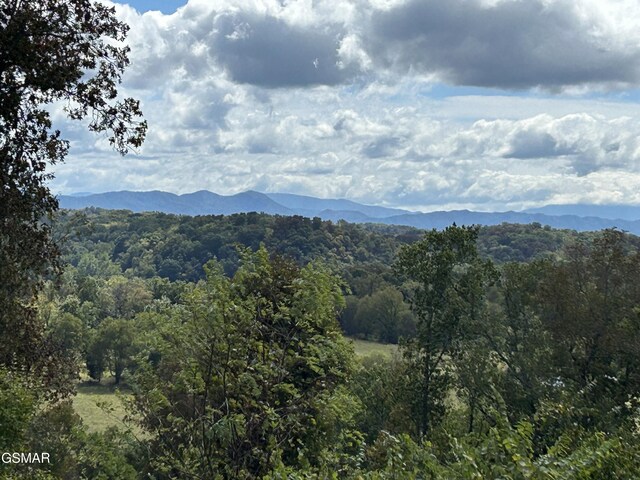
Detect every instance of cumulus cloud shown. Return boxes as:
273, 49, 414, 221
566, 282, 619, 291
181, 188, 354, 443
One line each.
366, 0, 640, 90
118, 0, 640, 91
442, 114, 640, 176
211, 13, 359, 87
115, 0, 368, 90
49, 0, 640, 211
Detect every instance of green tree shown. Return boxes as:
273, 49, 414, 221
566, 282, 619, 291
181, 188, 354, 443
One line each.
359, 410, 640, 480
395, 225, 496, 437
88, 317, 137, 385
18, 401, 139, 479
131, 247, 359, 478
0, 368, 37, 452
85, 330, 107, 383
0, 0, 145, 394
538, 229, 640, 426
97, 275, 153, 320
474, 261, 555, 424
351, 355, 415, 442
353, 286, 414, 343
48, 312, 85, 354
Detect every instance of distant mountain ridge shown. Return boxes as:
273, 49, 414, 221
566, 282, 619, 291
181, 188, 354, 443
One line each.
524, 204, 640, 222
59, 190, 294, 216
265, 193, 410, 219
58, 190, 640, 235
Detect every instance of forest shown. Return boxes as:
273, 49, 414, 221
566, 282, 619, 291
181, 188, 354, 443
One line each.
2, 1, 639, 477
2, 208, 640, 478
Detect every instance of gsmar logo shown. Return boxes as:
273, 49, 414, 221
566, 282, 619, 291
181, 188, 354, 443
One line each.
1, 452, 50, 464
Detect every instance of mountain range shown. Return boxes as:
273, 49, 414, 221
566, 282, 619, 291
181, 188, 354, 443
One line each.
59, 190, 640, 235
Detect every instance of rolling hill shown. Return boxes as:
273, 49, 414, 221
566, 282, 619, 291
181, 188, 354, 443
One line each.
58, 190, 640, 235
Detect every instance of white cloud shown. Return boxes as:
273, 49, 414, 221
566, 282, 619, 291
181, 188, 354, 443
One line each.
49, 0, 640, 211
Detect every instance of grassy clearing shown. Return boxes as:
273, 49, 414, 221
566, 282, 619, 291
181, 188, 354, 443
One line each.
73, 379, 133, 433
351, 338, 398, 358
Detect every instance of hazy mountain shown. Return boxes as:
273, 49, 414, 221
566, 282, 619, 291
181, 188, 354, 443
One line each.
58, 190, 640, 235
59, 190, 407, 219
59, 190, 293, 216
67, 192, 93, 197
179, 190, 294, 216
266, 193, 410, 218
314, 210, 384, 223
60, 191, 187, 213
372, 210, 640, 235
524, 204, 640, 221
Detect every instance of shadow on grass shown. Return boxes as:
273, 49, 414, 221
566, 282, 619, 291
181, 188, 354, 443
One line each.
74, 377, 135, 432
77, 378, 132, 395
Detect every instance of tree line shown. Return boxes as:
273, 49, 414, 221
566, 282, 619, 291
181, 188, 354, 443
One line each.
54, 209, 604, 345
3, 218, 640, 478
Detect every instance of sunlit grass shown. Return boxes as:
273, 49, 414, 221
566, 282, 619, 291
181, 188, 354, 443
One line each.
351, 338, 398, 357
73, 378, 134, 433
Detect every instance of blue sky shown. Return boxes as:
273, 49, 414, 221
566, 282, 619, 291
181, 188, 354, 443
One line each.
124, 0, 185, 14
51, 0, 640, 211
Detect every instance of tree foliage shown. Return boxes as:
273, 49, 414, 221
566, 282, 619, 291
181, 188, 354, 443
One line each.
0, 0, 145, 389
395, 225, 497, 436
8, 0, 640, 478
131, 246, 359, 478
537, 229, 640, 425
12, 218, 640, 478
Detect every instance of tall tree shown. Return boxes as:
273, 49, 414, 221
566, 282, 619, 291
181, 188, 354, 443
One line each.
353, 286, 414, 343
395, 225, 496, 437
132, 247, 359, 478
538, 229, 640, 421
483, 261, 554, 421
0, 0, 145, 389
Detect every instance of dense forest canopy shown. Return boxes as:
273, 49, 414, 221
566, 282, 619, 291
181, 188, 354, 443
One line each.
53, 209, 610, 345
3, 207, 639, 478
55, 208, 597, 279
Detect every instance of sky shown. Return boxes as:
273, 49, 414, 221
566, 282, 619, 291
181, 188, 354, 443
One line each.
51, 0, 640, 212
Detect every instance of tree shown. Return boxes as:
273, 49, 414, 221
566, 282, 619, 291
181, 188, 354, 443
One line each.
395, 225, 496, 437
538, 229, 640, 426
131, 247, 359, 478
353, 287, 414, 343
0, 0, 145, 389
85, 332, 107, 384
478, 261, 555, 423
351, 355, 415, 442
96, 275, 153, 320
48, 312, 84, 353
89, 317, 137, 385
0, 367, 37, 452
18, 401, 140, 479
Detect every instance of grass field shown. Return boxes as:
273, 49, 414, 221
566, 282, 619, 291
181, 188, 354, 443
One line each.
351, 338, 398, 357
73, 380, 132, 432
